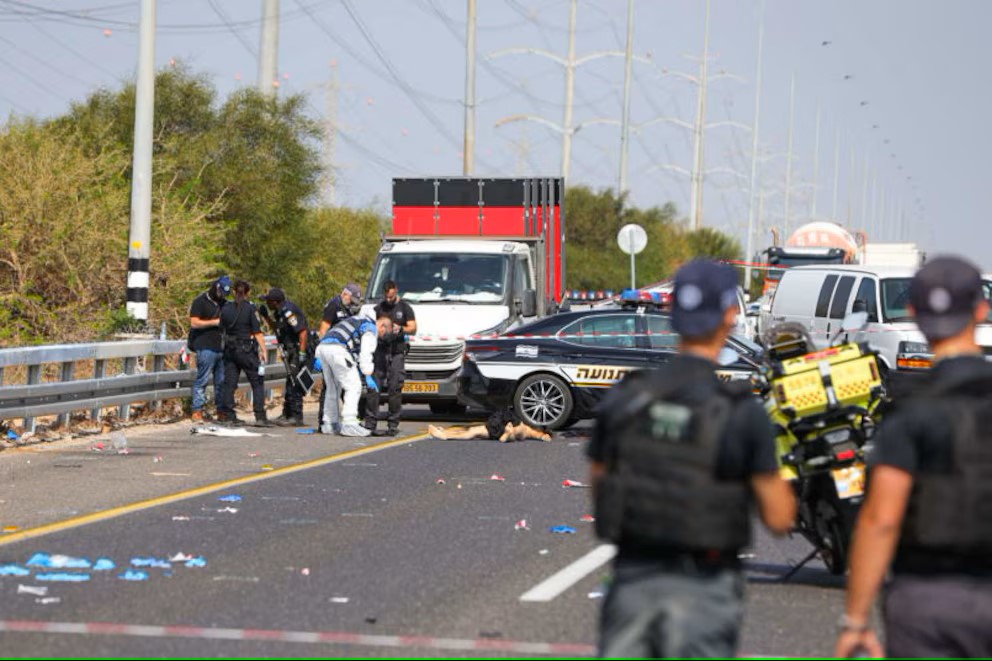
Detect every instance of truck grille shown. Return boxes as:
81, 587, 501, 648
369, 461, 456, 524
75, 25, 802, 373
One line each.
407, 369, 459, 380
408, 342, 464, 365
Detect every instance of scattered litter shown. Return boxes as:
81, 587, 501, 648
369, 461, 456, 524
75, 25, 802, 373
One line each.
341, 512, 374, 518
538, 549, 550, 555
130, 557, 171, 569
35, 597, 61, 605
118, 570, 149, 581
17, 584, 47, 596
330, 597, 350, 604
169, 553, 193, 563
6, 430, 17, 440
296, 428, 315, 435
301, 568, 310, 576
435, 478, 446, 485
568, 442, 581, 447
92, 558, 115, 571
27, 553, 91, 569
171, 516, 190, 522
117, 448, 130, 455
191, 426, 265, 437
248, 452, 260, 458
0, 564, 30, 576
456, 484, 462, 489
211, 576, 259, 583
217, 494, 242, 503
90, 442, 105, 452
549, 525, 577, 534
580, 514, 596, 523
216, 507, 239, 514
514, 519, 529, 531
35, 572, 90, 582
260, 464, 274, 472
490, 474, 506, 482
184, 557, 206, 568
587, 590, 605, 599
110, 431, 128, 451
152, 456, 164, 463
561, 479, 588, 488
737, 553, 756, 560
3, 525, 19, 533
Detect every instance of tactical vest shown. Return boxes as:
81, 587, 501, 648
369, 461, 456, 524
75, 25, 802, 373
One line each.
594, 369, 752, 553
901, 372, 992, 555
321, 315, 375, 360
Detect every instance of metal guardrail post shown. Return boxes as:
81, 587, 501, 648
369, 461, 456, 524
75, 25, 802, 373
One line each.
90, 359, 105, 421
151, 354, 165, 411
57, 361, 75, 428
119, 357, 137, 420
25, 364, 41, 433
265, 347, 277, 403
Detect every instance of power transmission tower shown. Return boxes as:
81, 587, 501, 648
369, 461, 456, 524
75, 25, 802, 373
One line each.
322, 60, 340, 207
463, 0, 476, 175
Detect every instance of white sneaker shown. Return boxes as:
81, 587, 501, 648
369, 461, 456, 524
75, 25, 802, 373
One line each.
319, 423, 342, 435
339, 423, 371, 437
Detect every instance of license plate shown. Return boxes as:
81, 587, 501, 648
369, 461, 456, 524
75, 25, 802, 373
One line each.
832, 465, 865, 500
402, 382, 439, 393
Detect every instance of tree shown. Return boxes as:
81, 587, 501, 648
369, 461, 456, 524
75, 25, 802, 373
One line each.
685, 227, 742, 262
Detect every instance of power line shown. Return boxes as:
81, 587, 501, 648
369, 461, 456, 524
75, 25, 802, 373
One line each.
0, 49, 67, 102
0, 32, 87, 85
30, 22, 118, 77
206, 0, 256, 57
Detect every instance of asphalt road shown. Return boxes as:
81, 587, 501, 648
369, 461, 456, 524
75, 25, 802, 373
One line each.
0, 406, 867, 658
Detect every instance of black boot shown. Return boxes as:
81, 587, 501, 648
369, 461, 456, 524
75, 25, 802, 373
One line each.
253, 413, 276, 428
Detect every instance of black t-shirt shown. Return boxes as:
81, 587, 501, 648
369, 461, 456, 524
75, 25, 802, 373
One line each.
375, 299, 416, 353
587, 354, 778, 479
220, 300, 262, 341
188, 291, 225, 352
274, 301, 308, 347
321, 296, 351, 326
870, 354, 992, 573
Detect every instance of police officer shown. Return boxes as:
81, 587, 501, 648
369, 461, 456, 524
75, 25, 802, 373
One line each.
316, 309, 392, 437
588, 260, 795, 658
258, 287, 309, 427
187, 276, 231, 422
836, 256, 992, 658
365, 280, 416, 436
316, 284, 363, 429
217, 279, 273, 427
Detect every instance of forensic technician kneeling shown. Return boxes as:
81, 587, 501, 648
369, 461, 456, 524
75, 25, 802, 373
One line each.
588, 260, 796, 659
315, 310, 392, 437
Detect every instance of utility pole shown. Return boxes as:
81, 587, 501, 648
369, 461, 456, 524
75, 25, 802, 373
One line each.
860, 154, 870, 234
831, 128, 840, 219
462, 0, 476, 175
126, 0, 155, 325
743, 0, 765, 294
689, 0, 711, 230
618, 0, 634, 197
783, 72, 795, 236
811, 101, 820, 218
561, 0, 577, 180
258, 0, 279, 95
322, 60, 339, 207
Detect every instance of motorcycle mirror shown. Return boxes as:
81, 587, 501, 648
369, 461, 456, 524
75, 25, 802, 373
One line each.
841, 311, 869, 333
717, 347, 740, 367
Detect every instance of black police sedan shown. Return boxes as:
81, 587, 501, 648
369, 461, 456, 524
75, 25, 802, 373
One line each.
456, 298, 762, 430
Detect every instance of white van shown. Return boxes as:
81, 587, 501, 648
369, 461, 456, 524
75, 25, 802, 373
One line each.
764, 265, 992, 373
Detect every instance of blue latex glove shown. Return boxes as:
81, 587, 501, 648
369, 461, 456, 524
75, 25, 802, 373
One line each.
312, 357, 322, 371
364, 375, 379, 392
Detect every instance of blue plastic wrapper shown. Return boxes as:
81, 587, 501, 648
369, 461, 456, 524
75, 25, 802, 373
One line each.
36, 572, 90, 582
118, 569, 149, 581
217, 494, 242, 502
549, 525, 577, 534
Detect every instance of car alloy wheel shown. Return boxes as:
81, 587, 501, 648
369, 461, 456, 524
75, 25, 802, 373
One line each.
514, 374, 574, 430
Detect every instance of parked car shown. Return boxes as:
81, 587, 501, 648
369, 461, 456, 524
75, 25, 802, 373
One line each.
456, 296, 762, 429
761, 264, 992, 374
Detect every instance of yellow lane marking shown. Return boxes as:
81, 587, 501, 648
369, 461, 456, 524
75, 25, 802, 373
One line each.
0, 433, 429, 548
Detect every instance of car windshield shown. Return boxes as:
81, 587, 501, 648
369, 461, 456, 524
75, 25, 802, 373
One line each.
880, 278, 914, 322
369, 253, 508, 304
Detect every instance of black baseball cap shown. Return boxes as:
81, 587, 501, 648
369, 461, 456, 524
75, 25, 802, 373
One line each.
909, 256, 983, 341
671, 260, 739, 338
258, 287, 286, 302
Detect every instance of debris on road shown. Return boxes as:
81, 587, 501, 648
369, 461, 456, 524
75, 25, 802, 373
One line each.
0, 564, 30, 576
118, 569, 149, 581
215, 507, 239, 514
539, 549, 550, 555
93, 558, 115, 571
130, 557, 171, 569
169, 552, 193, 563
296, 428, 315, 435
301, 568, 310, 576
561, 479, 588, 488
35, 572, 90, 582
330, 597, 350, 604
217, 494, 242, 503
90, 442, 105, 452
191, 426, 268, 437
587, 590, 605, 599
16, 584, 47, 596
514, 519, 529, 531
171, 516, 191, 522
435, 478, 446, 485
490, 474, 506, 482
27, 553, 91, 569
35, 597, 61, 605
260, 464, 274, 472
184, 557, 206, 568
549, 525, 577, 534
580, 514, 596, 523
3, 525, 19, 533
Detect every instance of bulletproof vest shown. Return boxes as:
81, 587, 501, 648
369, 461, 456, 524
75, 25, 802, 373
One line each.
594, 369, 752, 553
901, 372, 992, 554
321, 315, 375, 360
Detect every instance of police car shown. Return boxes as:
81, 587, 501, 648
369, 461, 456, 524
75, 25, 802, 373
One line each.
456, 290, 762, 430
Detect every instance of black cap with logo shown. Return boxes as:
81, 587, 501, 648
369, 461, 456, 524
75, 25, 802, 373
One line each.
909, 256, 984, 341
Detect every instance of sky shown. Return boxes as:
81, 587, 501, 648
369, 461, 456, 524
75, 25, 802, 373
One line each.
1, 0, 989, 268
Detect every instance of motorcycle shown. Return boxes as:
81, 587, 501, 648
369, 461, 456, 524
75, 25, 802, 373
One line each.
758, 311, 884, 575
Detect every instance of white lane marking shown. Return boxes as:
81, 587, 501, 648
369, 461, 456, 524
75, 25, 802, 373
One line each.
519, 544, 616, 602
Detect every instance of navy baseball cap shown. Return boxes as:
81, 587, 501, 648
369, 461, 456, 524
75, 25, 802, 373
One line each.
671, 260, 739, 338
215, 276, 232, 295
343, 283, 363, 302
258, 287, 285, 302
910, 256, 983, 341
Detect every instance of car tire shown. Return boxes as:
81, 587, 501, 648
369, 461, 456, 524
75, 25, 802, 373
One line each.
429, 402, 467, 416
513, 374, 574, 430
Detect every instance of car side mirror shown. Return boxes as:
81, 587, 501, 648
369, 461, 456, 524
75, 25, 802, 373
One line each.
852, 299, 868, 314
519, 289, 537, 317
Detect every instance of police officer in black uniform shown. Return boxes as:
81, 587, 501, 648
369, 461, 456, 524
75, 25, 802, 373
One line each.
588, 260, 795, 659
836, 256, 992, 659
364, 280, 416, 436
258, 287, 309, 427
316, 284, 363, 430
217, 279, 273, 427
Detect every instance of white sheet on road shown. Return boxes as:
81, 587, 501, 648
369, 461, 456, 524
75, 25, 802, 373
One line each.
189, 426, 272, 437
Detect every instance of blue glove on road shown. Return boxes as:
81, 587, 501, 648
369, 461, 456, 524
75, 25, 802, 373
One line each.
364, 375, 379, 392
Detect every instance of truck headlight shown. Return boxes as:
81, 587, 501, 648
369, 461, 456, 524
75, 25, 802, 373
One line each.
897, 341, 932, 370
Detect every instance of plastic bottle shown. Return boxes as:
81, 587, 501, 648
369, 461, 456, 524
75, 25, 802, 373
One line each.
258, 364, 265, 377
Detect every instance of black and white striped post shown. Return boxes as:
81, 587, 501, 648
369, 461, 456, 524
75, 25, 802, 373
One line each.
126, 0, 156, 324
